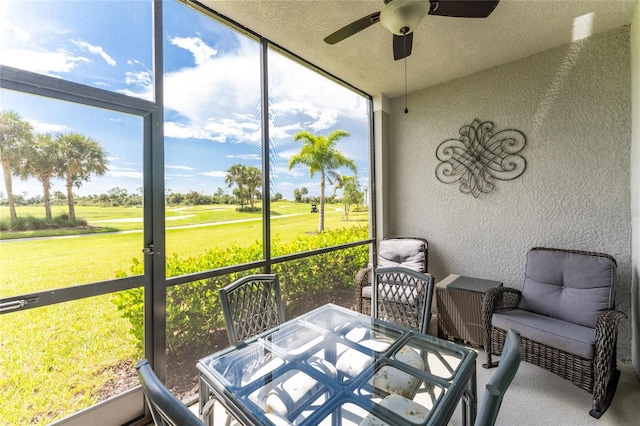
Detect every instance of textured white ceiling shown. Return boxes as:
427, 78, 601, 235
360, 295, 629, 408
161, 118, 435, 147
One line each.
200, 0, 637, 98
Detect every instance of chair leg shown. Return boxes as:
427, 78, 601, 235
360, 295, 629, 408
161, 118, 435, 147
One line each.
482, 327, 500, 369
482, 345, 498, 369
589, 367, 621, 419
201, 398, 216, 426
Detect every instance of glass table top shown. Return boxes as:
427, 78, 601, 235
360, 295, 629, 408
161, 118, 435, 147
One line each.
198, 304, 476, 426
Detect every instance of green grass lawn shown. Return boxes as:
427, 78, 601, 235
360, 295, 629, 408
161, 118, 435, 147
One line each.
0, 201, 368, 424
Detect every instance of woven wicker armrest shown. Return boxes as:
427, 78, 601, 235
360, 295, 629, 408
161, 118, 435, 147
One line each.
591, 309, 626, 415
483, 286, 522, 313
355, 267, 372, 312
482, 287, 521, 368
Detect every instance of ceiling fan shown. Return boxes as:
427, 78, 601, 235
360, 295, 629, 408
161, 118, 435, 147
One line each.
324, 0, 500, 60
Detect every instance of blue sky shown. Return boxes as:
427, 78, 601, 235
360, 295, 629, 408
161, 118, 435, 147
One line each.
0, 0, 369, 201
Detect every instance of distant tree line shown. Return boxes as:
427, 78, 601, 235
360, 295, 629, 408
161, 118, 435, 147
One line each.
0, 181, 362, 211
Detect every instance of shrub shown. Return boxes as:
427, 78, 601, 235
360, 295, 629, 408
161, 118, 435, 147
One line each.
112, 225, 369, 355
0, 214, 87, 231
236, 206, 261, 212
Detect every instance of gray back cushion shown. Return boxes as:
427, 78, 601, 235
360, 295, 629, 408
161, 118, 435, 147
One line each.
519, 248, 617, 328
378, 239, 426, 272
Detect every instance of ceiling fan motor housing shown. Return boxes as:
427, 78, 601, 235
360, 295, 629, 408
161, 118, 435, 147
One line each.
380, 0, 430, 35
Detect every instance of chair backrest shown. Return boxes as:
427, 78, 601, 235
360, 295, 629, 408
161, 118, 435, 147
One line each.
135, 359, 204, 426
372, 266, 435, 334
519, 247, 617, 328
377, 237, 428, 272
474, 329, 522, 426
219, 274, 285, 345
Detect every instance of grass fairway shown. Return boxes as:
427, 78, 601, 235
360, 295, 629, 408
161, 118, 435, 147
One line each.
0, 201, 368, 424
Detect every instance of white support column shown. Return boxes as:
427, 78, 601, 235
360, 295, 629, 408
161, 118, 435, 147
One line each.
373, 94, 391, 241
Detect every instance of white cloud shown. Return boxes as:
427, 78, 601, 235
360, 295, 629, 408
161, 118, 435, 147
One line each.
277, 149, 299, 160
108, 165, 136, 172
166, 172, 195, 178
164, 115, 260, 143
1, 48, 88, 74
166, 165, 195, 171
119, 69, 153, 101
164, 40, 260, 135
165, 121, 226, 141
28, 120, 70, 134
269, 121, 303, 139
200, 170, 227, 178
170, 36, 218, 66
2, 18, 31, 43
163, 34, 366, 145
268, 53, 367, 130
226, 154, 260, 161
203, 117, 260, 143
0, 6, 89, 77
273, 161, 306, 178
125, 70, 152, 86
71, 39, 116, 66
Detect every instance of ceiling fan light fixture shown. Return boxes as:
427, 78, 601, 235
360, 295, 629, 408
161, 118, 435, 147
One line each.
380, 0, 430, 36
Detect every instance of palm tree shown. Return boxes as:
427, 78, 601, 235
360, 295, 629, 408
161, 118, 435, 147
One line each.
333, 174, 362, 221
288, 129, 356, 232
0, 110, 34, 220
16, 134, 63, 220
56, 132, 107, 221
244, 166, 262, 209
225, 163, 246, 206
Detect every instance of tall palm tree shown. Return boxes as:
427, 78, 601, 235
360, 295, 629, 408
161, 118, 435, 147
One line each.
225, 163, 246, 206
288, 129, 356, 232
56, 132, 107, 221
0, 110, 34, 220
244, 166, 262, 209
16, 134, 63, 220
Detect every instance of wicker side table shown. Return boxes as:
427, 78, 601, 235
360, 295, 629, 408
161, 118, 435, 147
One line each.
436, 275, 502, 348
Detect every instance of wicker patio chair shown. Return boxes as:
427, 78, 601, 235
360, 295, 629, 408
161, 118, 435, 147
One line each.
373, 266, 435, 334
474, 329, 522, 426
209, 274, 285, 426
135, 359, 204, 426
482, 247, 625, 418
355, 237, 428, 314
219, 274, 285, 345
337, 267, 435, 400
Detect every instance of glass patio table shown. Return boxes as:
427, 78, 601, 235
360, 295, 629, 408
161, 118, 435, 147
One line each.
197, 303, 477, 426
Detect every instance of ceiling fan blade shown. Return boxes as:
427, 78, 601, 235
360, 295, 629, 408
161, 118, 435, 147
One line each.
429, 0, 500, 18
324, 12, 381, 44
393, 33, 413, 60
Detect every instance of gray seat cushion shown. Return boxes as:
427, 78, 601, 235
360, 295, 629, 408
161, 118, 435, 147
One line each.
378, 239, 426, 272
519, 249, 616, 328
492, 309, 596, 360
362, 239, 426, 300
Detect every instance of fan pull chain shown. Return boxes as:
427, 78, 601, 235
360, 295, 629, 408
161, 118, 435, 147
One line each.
404, 34, 409, 114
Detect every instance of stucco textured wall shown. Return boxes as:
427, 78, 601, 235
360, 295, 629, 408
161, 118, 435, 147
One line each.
388, 26, 632, 358
630, 0, 639, 370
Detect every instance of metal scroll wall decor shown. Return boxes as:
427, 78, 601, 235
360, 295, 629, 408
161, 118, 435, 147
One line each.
435, 119, 527, 198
